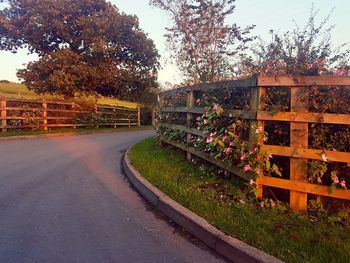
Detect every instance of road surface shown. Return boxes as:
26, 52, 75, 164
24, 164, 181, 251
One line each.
0, 131, 226, 263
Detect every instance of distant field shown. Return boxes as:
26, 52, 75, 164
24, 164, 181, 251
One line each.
0, 83, 138, 108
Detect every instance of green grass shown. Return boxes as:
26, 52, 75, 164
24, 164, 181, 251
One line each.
0, 83, 39, 99
129, 137, 350, 263
0, 83, 138, 108
0, 126, 153, 138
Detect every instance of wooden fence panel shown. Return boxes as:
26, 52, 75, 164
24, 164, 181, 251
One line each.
158, 76, 350, 212
0, 98, 140, 132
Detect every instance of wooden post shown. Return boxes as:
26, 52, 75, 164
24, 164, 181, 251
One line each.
152, 107, 156, 127
42, 100, 48, 131
249, 86, 266, 198
1, 97, 7, 132
72, 102, 77, 129
158, 95, 165, 128
158, 94, 165, 147
137, 107, 141, 127
290, 87, 308, 212
95, 105, 99, 129
113, 108, 117, 128
186, 91, 194, 161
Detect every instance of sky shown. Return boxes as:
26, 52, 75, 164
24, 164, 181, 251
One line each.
0, 0, 349, 85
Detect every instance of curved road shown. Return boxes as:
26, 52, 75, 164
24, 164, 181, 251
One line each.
0, 131, 226, 263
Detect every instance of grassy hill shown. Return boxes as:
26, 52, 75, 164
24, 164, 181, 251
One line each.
0, 83, 138, 108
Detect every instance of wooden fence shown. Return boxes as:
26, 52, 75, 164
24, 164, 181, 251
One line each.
0, 97, 140, 132
158, 76, 350, 212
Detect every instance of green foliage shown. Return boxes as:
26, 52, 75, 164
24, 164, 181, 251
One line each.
0, 0, 159, 100
239, 6, 350, 77
159, 94, 282, 184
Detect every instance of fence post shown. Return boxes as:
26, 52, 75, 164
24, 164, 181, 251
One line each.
137, 107, 141, 127
290, 86, 308, 212
158, 95, 164, 128
72, 102, 77, 129
1, 97, 7, 132
152, 107, 156, 127
158, 94, 165, 147
42, 100, 48, 131
95, 105, 99, 129
249, 85, 266, 198
186, 91, 194, 161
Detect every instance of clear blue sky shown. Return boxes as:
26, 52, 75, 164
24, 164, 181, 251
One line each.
0, 0, 349, 84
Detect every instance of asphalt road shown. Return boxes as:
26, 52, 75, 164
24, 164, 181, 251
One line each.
0, 131, 226, 263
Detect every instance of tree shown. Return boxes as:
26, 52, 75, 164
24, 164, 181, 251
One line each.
238, 7, 350, 77
0, 0, 159, 100
149, 0, 254, 83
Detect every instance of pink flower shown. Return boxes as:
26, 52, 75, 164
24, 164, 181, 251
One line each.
340, 180, 346, 188
206, 137, 214, 143
268, 153, 273, 159
240, 154, 246, 161
249, 179, 255, 185
229, 141, 234, 147
243, 165, 252, 172
213, 104, 220, 110
203, 120, 208, 125
196, 99, 201, 104
260, 202, 265, 208
321, 153, 328, 162
333, 176, 339, 184
222, 135, 227, 142
224, 147, 232, 154
210, 132, 217, 137
317, 177, 322, 184
255, 168, 262, 175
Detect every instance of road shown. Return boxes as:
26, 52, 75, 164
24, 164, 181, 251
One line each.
0, 131, 226, 263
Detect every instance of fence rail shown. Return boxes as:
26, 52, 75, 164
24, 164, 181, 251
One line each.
158, 76, 350, 212
0, 97, 140, 132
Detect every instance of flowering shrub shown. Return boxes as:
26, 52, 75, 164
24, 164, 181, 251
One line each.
159, 94, 282, 197
196, 95, 282, 181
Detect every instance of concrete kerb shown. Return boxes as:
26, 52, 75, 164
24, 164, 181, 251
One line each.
123, 148, 284, 263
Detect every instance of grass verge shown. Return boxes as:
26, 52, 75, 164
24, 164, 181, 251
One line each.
0, 126, 153, 138
129, 137, 350, 263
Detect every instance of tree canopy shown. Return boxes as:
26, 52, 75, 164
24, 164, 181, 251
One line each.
0, 0, 159, 100
150, 0, 254, 83
238, 7, 350, 77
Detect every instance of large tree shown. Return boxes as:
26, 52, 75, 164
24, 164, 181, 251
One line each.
0, 0, 159, 100
150, 0, 254, 83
